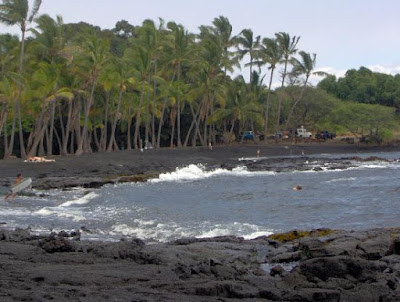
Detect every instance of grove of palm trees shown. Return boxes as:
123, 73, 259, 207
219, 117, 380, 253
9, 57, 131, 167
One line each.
0, 0, 398, 159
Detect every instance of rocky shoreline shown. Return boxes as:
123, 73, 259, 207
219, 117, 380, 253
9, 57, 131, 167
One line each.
0, 227, 399, 301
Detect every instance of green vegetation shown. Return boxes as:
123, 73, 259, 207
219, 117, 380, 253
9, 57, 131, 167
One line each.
268, 229, 334, 242
318, 67, 400, 107
0, 0, 399, 158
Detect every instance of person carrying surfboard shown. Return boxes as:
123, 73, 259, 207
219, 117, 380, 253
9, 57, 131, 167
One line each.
4, 173, 23, 202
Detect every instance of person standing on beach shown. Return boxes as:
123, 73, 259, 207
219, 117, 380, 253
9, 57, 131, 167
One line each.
4, 173, 23, 202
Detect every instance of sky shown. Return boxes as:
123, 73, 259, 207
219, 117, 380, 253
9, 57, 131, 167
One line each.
1, 0, 400, 84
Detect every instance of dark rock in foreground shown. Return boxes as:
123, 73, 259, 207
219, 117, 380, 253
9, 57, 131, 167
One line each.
0, 228, 399, 301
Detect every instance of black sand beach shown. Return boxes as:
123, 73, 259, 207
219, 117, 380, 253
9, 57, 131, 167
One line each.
1, 142, 400, 301
0, 141, 397, 189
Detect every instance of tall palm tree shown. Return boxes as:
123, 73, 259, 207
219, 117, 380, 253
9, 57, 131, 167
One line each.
126, 45, 152, 149
0, 0, 42, 158
275, 32, 300, 134
136, 19, 165, 149
166, 22, 194, 147
75, 35, 110, 155
235, 29, 261, 83
257, 37, 283, 141
106, 59, 132, 152
285, 51, 327, 128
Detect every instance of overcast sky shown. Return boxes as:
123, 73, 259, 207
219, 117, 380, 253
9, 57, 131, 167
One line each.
1, 0, 399, 83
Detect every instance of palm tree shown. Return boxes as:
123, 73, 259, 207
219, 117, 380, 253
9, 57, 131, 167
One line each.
27, 62, 73, 156
106, 59, 132, 152
0, 75, 18, 152
136, 19, 165, 149
200, 16, 239, 76
166, 22, 194, 147
125, 45, 152, 149
30, 14, 65, 64
210, 75, 262, 141
285, 51, 327, 128
0, 0, 42, 158
75, 35, 110, 155
235, 29, 261, 83
257, 37, 283, 141
275, 32, 300, 134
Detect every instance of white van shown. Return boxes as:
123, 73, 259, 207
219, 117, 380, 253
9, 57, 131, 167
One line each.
296, 126, 312, 138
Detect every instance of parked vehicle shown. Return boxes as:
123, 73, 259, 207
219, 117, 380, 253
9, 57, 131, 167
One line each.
242, 131, 255, 140
272, 130, 291, 139
295, 126, 312, 138
316, 130, 336, 140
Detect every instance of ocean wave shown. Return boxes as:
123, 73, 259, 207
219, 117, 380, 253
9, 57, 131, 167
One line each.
149, 164, 275, 183
35, 207, 86, 222
148, 159, 400, 184
59, 191, 98, 207
109, 221, 273, 243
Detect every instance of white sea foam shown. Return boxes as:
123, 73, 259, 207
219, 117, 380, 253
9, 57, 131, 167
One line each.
57, 212, 86, 222
148, 158, 400, 184
109, 220, 274, 243
110, 223, 178, 242
59, 191, 98, 207
35, 207, 86, 222
243, 231, 273, 239
149, 164, 275, 183
35, 208, 53, 216
325, 177, 358, 183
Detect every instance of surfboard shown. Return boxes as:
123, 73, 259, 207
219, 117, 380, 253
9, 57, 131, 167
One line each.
11, 178, 32, 194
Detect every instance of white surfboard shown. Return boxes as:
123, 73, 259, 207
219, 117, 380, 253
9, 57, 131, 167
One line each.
11, 178, 32, 194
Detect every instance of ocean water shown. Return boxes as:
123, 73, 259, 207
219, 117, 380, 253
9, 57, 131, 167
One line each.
1, 151, 400, 243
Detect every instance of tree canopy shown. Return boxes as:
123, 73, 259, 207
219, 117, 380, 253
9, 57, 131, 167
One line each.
0, 2, 398, 158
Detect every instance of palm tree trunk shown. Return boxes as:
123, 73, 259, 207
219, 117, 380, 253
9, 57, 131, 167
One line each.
62, 99, 73, 155
53, 125, 62, 154
192, 104, 205, 146
4, 113, 16, 159
151, 62, 157, 148
93, 129, 100, 151
276, 60, 289, 143
170, 111, 176, 148
144, 74, 151, 149
0, 104, 8, 139
16, 27, 27, 159
47, 101, 56, 155
176, 64, 182, 147
3, 123, 9, 157
107, 89, 123, 152
76, 76, 97, 155
156, 98, 168, 148
264, 68, 275, 144
184, 103, 203, 147
100, 91, 110, 151
203, 102, 209, 146
126, 103, 132, 150
133, 80, 145, 149
28, 117, 50, 157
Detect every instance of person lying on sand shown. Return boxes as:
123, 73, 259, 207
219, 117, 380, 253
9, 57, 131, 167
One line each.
25, 156, 55, 163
